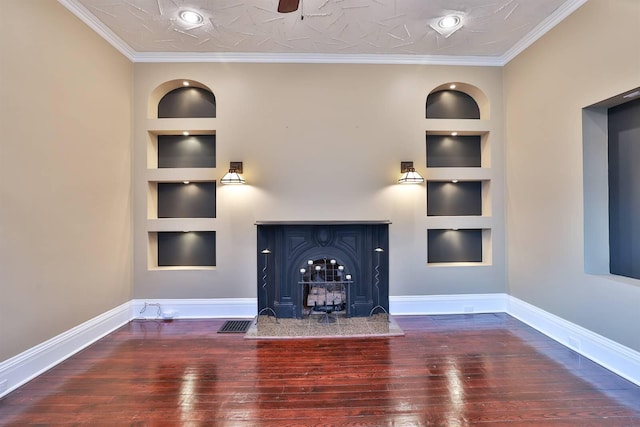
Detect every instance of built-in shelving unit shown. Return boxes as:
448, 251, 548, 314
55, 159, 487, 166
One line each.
146, 81, 217, 269
425, 83, 493, 266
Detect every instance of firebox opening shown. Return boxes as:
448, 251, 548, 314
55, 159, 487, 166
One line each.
299, 258, 352, 320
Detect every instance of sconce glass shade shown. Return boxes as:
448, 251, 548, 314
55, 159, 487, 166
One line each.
220, 169, 246, 185
398, 167, 424, 184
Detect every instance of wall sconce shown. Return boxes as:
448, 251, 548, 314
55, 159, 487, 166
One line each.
220, 161, 246, 185
398, 161, 424, 184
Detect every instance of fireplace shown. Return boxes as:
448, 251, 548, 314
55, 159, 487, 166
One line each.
256, 221, 390, 319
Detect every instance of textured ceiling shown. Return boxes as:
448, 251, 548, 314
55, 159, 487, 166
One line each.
61, 0, 586, 63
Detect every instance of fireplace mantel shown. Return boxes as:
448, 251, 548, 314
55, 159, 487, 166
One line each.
256, 222, 389, 319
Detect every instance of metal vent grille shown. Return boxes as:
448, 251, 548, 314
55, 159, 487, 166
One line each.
217, 320, 252, 334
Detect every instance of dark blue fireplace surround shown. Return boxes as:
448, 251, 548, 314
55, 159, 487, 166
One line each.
256, 221, 390, 319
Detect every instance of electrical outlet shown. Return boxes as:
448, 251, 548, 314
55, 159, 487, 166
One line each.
568, 336, 581, 350
162, 311, 177, 319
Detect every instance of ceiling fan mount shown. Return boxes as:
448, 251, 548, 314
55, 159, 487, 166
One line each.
278, 0, 300, 13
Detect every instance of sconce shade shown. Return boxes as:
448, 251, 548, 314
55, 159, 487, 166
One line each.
398, 167, 424, 184
220, 169, 245, 184
221, 161, 246, 185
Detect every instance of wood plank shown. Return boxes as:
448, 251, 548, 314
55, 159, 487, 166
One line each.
0, 314, 639, 426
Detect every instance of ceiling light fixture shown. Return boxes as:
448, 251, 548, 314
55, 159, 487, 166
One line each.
179, 10, 203, 25
182, 81, 190, 86
449, 84, 457, 89
430, 13, 465, 38
438, 15, 461, 29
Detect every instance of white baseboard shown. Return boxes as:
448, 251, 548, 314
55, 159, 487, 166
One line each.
389, 293, 509, 315
0, 301, 132, 399
507, 296, 640, 387
390, 294, 640, 386
2, 294, 638, 400
130, 294, 510, 319
131, 298, 257, 319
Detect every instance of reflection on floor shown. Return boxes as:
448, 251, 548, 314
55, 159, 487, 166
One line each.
245, 313, 404, 339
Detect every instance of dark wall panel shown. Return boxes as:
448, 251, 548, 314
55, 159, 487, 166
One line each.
426, 90, 480, 119
158, 182, 216, 218
158, 135, 216, 168
608, 98, 640, 279
158, 87, 216, 118
427, 181, 482, 216
158, 231, 216, 267
427, 135, 481, 167
428, 229, 483, 263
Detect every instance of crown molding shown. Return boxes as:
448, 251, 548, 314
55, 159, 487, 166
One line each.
499, 0, 589, 65
57, 0, 136, 61
132, 51, 503, 66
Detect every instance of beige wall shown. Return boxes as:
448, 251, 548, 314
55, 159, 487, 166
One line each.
133, 63, 506, 299
504, 0, 640, 351
0, 1, 133, 360
13, 0, 636, 366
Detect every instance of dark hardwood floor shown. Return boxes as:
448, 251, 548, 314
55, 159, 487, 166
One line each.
1, 314, 639, 426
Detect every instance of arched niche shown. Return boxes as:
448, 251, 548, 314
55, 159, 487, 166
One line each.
426, 83, 489, 120
148, 79, 216, 118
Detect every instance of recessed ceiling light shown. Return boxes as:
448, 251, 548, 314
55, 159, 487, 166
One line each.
451, 131, 458, 136
182, 81, 190, 86
182, 131, 189, 136
430, 13, 465, 38
179, 10, 203, 25
449, 84, 456, 89
183, 181, 190, 184
438, 15, 461, 29
452, 179, 459, 183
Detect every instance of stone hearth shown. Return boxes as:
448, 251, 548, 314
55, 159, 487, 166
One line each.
245, 314, 404, 339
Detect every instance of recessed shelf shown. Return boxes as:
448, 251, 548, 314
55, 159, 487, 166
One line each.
426, 89, 480, 119
427, 228, 492, 265
157, 182, 216, 218
146, 168, 217, 183
158, 134, 216, 168
147, 130, 216, 169
427, 262, 492, 268
423, 85, 495, 269
427, 134, 480, 167
158, 86, 216, 118
426, 131, 490, 168
148, 181, 216, 219
424, 119, 491, 134
146, 218, 217, 232
424, 168, 492, 182
148, 266, 217, 271
149, 231, 216, 268
427, 181, 489, 216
